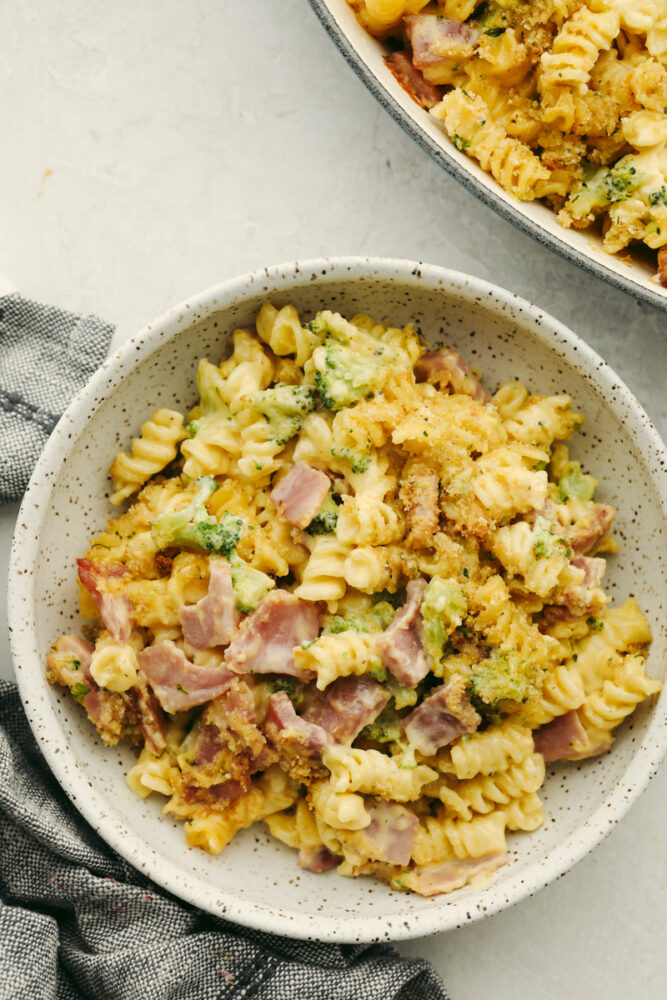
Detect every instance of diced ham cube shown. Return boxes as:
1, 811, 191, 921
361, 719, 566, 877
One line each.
224, 590, 319, 681
78, 558, 134, 642
265, 691, 329, 756
533, 710, 611, 761
307, 676, 390, 744
376, 579, 429, 686
353, 800, 418, 866
180, 558, 240, 649
403, 676, 480, 755
414, 348, 490, 403
405, 853, 509, 896
270, 462, 331, 529
405, 14, 479, 69
298, 845, 342, 873
384, 50, 443, 109
264, 691, 329, 782
138, 641, 234, 713
568, 505, 615, 554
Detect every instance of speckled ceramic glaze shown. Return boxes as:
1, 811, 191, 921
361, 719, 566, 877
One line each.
8, 259, 667, 942
309, 1, 667, 314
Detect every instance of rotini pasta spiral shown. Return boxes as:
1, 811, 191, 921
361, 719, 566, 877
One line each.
110, 409, 186, 504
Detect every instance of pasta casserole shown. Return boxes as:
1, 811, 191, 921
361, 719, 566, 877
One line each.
346, 0, 667, 286
47, 302, 661, 896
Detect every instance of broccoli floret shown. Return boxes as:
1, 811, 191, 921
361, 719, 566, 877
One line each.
306, 310, 359, 344
330, 446, 371, 474
386, 676, 419, 709
71, 682, 90, 703
568, 160, 644, 220
250, 384, 316, 445
229, 555, 275, 613
557, 461, 597, 502
359, 706, 403, 743
266, 676, 305, 708
532, 515, 558, 560
473, 1, 508, 36
327, 601, 396, 636
606, 160, 642, 201
305, 490, 339, 535
150, 476, 242, 555
196, 359, 229, 417
649, 186, 667, 207
313, 343, 388, 411
470, 650, 534, 706
421, 577, 467, 667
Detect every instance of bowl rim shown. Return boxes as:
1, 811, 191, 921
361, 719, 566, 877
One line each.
307, 0, 667, 315
8, 256, 667, 942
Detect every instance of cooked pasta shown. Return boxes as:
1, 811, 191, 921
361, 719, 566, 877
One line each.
348, 0, 667, 284
47, 300, 661, 899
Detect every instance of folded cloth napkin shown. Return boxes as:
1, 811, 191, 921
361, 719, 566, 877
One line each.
0, 292, 114, 503
0, 293, 449, 1000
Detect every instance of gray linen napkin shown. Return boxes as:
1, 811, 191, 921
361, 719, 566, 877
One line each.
0, 292, 114, 503
0, 293, 449, 1000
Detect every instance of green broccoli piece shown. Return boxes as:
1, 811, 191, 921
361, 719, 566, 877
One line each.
470, 650, 534, 706
196, 359, 229, 417
421, 577, 467, 667
330, 446, 371, 474
150, 476, 242, 555
532, 515, 557, 560
306, 310, 359, 344
359, 706, 403, 743
327, 601, 396, 636
606, 159, 642, 201
473, 1, 508, 36
313, 343, 388, 411
229, 555, 275, 613
557, 460, 597, 502
386, 675, 419, 709
305, 490, 339, 535
250, 384, 316, 445
266, 676, 304, 708
71, 682, 90, 703
567, 159, 644, 220
649, 186, 667, 207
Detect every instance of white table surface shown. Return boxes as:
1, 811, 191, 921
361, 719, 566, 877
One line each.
1, 2, 666, 997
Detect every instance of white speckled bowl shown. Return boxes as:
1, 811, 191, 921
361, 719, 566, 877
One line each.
8, 258, 667, 942
309, 1, 667, 313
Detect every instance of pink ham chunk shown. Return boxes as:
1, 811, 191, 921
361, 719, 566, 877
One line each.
414, 348, 490, 403
568, 505, 615, 554
355, 800, 418, 866
46, 635, 128, 743
298, 845, 342, 873
533, 710, 611, 761
405, 15, 479, 69
224, 590, 319, 680
264, 691, 329, 757
549, 555, 607, 617
406, 853, 509, 896
376, 579, 429, 687
77, 558, 133, 642
180, 559, 240, 649
403, 677, 480, 755
270, 462, 331, 529
138, 641, 234, 713
384, 50, 443, 109
307, 675, 390, 744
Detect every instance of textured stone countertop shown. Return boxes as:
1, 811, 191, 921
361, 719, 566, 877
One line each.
0, 2, 665, 997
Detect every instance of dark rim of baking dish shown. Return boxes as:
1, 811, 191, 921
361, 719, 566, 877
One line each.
308, 0, 667, 315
